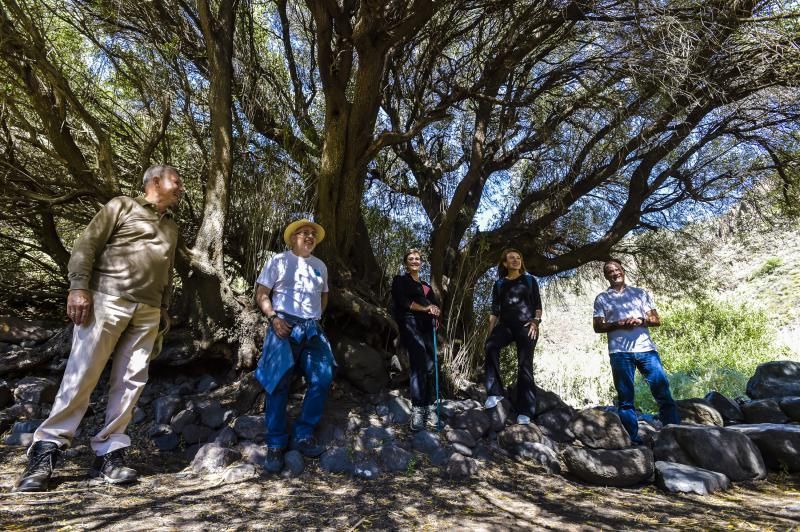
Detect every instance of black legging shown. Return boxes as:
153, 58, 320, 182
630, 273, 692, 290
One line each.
398, 315, 436, 407
484, 319, 537, 417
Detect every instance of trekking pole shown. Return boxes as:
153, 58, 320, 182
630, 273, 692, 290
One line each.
432, 319, 442, 432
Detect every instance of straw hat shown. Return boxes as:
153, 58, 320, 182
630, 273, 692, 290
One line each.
283, 219, 325, 247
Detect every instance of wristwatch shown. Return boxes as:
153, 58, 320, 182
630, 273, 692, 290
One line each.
532, 318, 542, 324
267, 314, 277, 325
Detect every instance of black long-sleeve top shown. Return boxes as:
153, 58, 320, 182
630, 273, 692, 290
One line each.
391, 273, 439, 331
490, 273, 542, 323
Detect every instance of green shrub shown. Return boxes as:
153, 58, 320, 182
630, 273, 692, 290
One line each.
634, 298, 790, 412
749, 257, 783, 280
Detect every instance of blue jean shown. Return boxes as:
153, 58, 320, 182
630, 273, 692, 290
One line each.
261, 317, 334, 449
609, 350, 680, 442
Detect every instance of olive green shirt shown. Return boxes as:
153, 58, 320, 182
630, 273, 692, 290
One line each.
67, 196, 179, 308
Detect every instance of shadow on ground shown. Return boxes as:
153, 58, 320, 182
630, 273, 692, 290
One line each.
1, 443, 799, 530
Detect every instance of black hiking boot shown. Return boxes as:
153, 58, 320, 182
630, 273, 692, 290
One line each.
290, 436, 326, 458
90, 449, 138, 484
264, 447, 284, 473
409, 406, 426, 432
13, 441, 61, 492
426, 404, 441, 430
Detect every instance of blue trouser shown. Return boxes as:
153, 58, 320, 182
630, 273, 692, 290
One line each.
609, 350, 680, 442
256, 314, 334, 449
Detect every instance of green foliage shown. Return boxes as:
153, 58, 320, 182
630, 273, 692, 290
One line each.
750, 257, 784, 279
499, 344, 518, 388
634, 298, 789, 412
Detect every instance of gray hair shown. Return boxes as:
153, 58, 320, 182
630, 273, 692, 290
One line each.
143, 164, 178, 188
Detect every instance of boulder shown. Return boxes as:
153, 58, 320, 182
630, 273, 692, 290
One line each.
148, 423, 173, 438
0, 413, 12, 434
182, 424, 213, 445
386, 396, 412, 424
728, 424, 800, 472
704, 391, 744, 425
0, 380, 12, 408
170, 409, 198, 433
569, 408, 631, 449
676, 398, 724, 427
445, 428, 477, 448
0, 325, 72, 375
563, 446, 654, 487
238, 442, 267, 466
132, 406, 146, 425
232, 415, 263, 441
0, 316, 57, 343
746, 361, 800, 399
332, 337, 390, 394
449, 409, 492, 440
353, 453, 381, 480
429, 447, 454, 467
316, 418, 346, 447
4, 402, 40, 420
13, 376, 57, 404
153, 396, 183, 425
379, 444, 413, 472
213, 426, 238, 447
357, 426, 395, 450
282, 450, 305, 477
637, 420, 660, 447
655, 461, 731, 495
196, 399, 226, 429
195, 375, 219, 393
413, 430, 442, 454
534, 385, 570, 414
452, 443, 473, 456
779, 396, 800, 422
497, 424, 548, 450
654, 425, 766, 481
319, 447, 355, 474
487, 398, 513, 432
150, 329, 196, 367
152, 430, 180, 452
741, 399, 790, 424
513, 442, 561, 474
438, 399, 461, 420
534, 407, 576, 443
190, 443, 241, 474
222, 464, 259, 483
446, 453, 479, 479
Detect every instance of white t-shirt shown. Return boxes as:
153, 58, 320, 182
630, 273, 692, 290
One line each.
256, 251, 328, 319
593, 285, 657, 354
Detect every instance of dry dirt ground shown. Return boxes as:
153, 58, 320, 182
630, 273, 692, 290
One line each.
1, 443, 799, 531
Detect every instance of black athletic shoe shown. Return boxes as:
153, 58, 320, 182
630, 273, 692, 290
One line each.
90, 449, 138, 484
290, 437, 326, 458
426, 404, 441, 430
409, 406, 426, 432
13, 441, 61, 492
264, 447, 284, 473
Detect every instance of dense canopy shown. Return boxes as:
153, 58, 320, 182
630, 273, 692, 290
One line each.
1, 0, 798, 374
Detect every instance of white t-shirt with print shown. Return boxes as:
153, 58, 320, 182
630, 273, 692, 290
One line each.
593, 285, 657, 354
256, 251, 328, 320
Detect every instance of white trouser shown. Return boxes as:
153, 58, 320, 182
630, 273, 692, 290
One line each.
32, 291, 160, 456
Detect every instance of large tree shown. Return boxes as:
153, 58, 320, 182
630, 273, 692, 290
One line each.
0, 0, 797, 377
